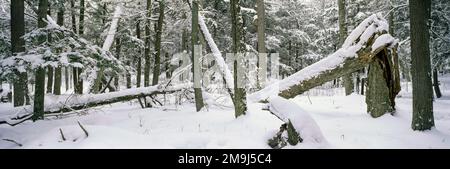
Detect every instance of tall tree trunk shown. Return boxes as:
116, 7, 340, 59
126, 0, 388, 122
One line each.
433, 68, 442, 98
115, 37, 121, 90
338, 0, 353, 96
11, 0, 28, 107
54, 6, 64, 95
152, 0, 164, 86
46, 66, 54, 94
65, 67, 69, 91
70, 0, 77, 93
136, 16, 142, 88
144, 0, 152, 87
409, 0, 434, 131
79, 0, 85, 35
256, 0, 266, 89
192, 0, 205, 112
46, 5, 54, 94
165, 52, 171, 79
76, 0, 85, 94
33, 0, 49, 121
231, 0, 247, 118
70, 0, 77, 33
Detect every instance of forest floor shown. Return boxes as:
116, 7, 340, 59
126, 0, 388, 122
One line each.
1, 75, 450, 149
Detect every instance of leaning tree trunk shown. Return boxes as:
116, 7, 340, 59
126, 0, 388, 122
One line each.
410, 0, 434, 131
11, 0, 28, 107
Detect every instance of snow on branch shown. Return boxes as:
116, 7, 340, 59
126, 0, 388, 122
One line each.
0, 15, 126, 91
198, 15, 235, 92
249, 14, 398, 101
102, 5, 123, 51
0, 84, 190, 126
267, 96, 326, 144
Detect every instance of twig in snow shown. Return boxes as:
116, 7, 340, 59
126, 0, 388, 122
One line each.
77, 121, 89, 138
59, 128, 66, 141
2, 139, 23, 147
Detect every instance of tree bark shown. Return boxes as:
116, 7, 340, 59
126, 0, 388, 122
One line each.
33, 0, 49, 121
152, 0, 164, 86
144, 0, 152, 87
11, 0, 28, 107
191, 0, 205, 112
338, 0, 354, 96
76, 0, 85, 94
366, 51, 394, 118
433, 68, 442, 98
256, 0, 266, 89
115, 37, 121, 90
46, 66, 54, 94
136, 16, 142, 88
70, 0, 77, 33
231, 0, 247, 117
54, 6, 64, 95
409, 0, 434, 131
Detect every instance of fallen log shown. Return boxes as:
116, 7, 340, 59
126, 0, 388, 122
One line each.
0, 84, 189, 126
45, 85, 187, 114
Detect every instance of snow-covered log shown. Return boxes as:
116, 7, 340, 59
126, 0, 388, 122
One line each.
0, 84, 189, 126
249, 14, 399, 101
266, 96, 326, 148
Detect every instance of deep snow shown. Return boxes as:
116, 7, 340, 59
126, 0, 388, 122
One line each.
1, 75, 450, 149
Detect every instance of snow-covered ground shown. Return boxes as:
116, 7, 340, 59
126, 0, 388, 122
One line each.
1, 75, 450, 149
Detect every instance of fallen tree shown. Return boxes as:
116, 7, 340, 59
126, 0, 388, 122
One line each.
250, 14, 398, 101
254, 14, 401, 148
0, 84, 189, 126
250, 14, 400, 117
265, 96, 327, 149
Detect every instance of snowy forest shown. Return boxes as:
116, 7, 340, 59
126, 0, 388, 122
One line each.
0, 0, 449, 149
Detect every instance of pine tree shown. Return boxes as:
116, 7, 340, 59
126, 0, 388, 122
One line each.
410, 0, 434, 131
